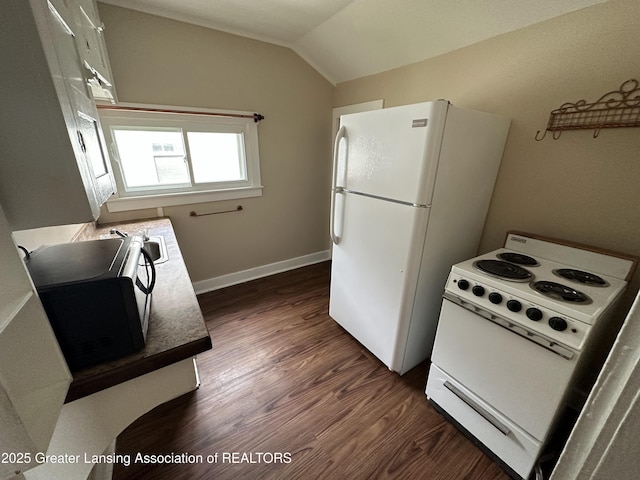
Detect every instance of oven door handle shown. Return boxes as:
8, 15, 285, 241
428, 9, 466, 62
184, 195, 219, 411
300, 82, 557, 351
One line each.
443, 381, 511, 436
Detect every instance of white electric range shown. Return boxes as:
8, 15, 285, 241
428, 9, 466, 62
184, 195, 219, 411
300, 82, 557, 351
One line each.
426, 231, 637, 479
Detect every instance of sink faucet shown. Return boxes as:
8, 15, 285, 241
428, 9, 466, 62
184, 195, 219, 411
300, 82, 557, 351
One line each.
110, 228, 128, 238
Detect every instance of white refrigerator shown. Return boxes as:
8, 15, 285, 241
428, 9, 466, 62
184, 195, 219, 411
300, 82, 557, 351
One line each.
329, 100, 510, 374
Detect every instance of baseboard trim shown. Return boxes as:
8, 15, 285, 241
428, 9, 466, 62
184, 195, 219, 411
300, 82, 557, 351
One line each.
193, 250, 331, 295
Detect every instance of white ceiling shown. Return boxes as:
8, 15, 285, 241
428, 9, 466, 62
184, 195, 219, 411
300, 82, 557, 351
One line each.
100, 0, 608, 85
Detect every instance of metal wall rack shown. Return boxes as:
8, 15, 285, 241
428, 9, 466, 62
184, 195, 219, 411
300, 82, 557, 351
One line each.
535, 79, 640, 140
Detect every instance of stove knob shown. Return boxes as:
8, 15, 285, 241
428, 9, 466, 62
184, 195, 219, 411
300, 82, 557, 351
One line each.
457, 279, 470, 290
472, 285, 485, 297
489, 292, 503, 304
549, 317, 568, 332
526, 308, 543, 321
507, 300, 522, 312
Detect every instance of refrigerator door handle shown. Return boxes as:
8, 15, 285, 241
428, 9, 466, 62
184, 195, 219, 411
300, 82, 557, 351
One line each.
330, 126, 346, 245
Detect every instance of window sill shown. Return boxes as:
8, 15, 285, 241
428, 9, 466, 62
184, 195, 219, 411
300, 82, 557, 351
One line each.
105, 186, 263, 212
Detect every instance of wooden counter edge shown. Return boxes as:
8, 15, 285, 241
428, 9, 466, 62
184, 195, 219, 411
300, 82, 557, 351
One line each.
64, 335, 212, 403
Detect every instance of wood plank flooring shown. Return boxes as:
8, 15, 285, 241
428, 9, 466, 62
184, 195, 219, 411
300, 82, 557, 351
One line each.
113, 261, 510, 480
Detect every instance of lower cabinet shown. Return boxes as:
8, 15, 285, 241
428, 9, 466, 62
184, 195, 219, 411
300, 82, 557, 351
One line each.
0, 206, 73, 479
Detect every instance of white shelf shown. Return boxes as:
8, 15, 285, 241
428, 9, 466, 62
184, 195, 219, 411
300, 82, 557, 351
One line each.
0, 206, 72, 478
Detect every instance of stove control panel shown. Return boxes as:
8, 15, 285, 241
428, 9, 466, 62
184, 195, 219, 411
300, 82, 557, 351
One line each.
446, 273, 588, 351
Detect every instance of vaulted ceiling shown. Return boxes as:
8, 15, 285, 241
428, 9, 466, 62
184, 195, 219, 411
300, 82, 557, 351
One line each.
100, 0, 608, 84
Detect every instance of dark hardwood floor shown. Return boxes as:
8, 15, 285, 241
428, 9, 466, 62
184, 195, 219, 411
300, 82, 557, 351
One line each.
113, 261, 510, 479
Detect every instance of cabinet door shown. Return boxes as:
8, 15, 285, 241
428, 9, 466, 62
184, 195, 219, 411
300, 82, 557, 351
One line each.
76, 106, 115, 206
45, 0, 90, 102
75, 0, 116, 101
76, 3, 107, 75
46, 0, 115, 211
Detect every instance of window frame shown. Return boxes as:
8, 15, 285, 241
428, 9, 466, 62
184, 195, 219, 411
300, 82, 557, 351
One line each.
99, 103, 263, 212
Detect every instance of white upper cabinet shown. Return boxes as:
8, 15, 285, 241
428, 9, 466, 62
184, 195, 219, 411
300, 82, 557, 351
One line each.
0, 0, 116, 230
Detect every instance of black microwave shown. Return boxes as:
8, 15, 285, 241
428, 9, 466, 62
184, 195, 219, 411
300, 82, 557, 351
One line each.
25, 236, 155, 372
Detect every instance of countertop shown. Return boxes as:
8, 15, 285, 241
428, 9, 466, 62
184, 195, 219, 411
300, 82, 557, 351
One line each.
64, 217, 212, 402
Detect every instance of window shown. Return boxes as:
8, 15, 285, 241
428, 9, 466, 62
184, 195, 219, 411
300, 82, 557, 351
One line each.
99, 104, 263, 212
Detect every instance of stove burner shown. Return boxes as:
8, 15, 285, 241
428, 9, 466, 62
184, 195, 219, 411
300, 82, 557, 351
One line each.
553, 268, 609, 287
473, 259, 533, 282
497, 252, 540, 266
531, 281, 592, 304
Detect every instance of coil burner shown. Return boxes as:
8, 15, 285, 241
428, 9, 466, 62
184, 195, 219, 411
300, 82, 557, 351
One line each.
553, 268, 609, 287
497, 252, 540, 267
473, 259, 533, 282
531, 280, 592, 304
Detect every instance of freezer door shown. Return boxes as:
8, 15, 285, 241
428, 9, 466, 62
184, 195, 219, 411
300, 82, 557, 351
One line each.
329, 191, 430, 372
337, 101, 448, 206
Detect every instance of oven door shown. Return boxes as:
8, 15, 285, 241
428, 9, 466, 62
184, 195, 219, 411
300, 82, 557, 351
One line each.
427, 363, 540, 479
430, 297, 577, 442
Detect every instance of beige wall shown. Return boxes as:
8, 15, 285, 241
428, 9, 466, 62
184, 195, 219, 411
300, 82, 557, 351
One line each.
97, 4, 334, 283
99, 1, 640, 318
335, 0, 640, 317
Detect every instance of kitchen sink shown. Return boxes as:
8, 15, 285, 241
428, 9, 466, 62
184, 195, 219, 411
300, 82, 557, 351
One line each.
141, 236, 168, 264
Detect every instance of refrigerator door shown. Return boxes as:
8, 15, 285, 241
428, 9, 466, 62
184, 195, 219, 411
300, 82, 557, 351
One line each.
336, 100, 448, 206
329, 190, 430, 372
